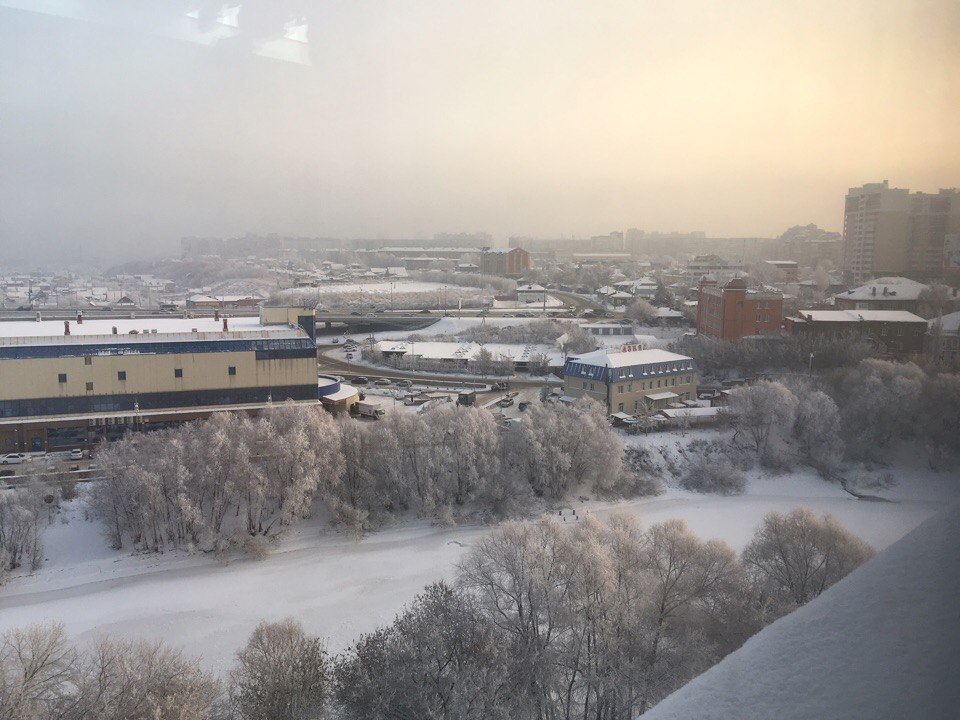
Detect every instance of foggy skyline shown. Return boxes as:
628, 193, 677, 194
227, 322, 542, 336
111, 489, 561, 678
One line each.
1, 0, 958, 264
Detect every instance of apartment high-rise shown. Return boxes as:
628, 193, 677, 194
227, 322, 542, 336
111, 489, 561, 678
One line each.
842, 181, 960, 283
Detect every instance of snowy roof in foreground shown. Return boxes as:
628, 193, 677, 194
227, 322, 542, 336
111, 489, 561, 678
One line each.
794, 310, 926, 323
836, 276, 927, 301
642, 506, 960, 720
567, 348, 692, 369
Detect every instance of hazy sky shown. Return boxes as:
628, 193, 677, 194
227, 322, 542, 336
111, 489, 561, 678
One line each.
1, 1, 958, 263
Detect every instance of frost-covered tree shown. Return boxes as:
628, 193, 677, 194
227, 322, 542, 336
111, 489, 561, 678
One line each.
794, 389, 844, 472
230, 619, 328, 720
626, 298, 658, 325
0, 483, 47, 579
334, 583, 509, 720
830, 359, 924, 459
515, 399, 625, 497
727, 381, 798, 467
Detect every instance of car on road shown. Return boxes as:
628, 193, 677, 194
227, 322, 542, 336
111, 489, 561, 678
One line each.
374, 378, 392, 386
492, 381, 509, 391
418, 308, 431, 314
498, 397, 514, 408
345, 353, 354, 359
332, 338, 340, 343
0, 453, 30, 465
350, 311, 362, 316
395, 379, 412, 388
352, 376, 369, 385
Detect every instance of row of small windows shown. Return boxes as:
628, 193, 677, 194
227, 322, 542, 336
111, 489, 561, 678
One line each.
57, 367, 231, 384
582, 375, 693, 393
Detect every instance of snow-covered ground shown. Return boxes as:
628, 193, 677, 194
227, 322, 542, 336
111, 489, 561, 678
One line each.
643, 502, 960, 720
1, 439, 951, 674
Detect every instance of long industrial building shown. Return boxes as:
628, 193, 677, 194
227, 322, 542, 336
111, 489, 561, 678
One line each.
0, 306, 322, 453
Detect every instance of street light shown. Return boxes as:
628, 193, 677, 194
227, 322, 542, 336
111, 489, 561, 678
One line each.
809, 352, 815, 373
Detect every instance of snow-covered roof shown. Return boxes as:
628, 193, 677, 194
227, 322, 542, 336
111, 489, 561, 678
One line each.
794, 309, 926, 324
517, 284, 546, 292
0, 316, 305, 346
642, 506, 960, 720
837, 276, 927, 302
645, 391, 680, 401
568, 348, 692, 369
929, 310, 960, 335
658, 406, 721, 418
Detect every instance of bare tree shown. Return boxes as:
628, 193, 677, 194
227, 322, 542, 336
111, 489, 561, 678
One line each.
229, 619, 328, 720
0, 622, 76, 720
742, 508, 874, 616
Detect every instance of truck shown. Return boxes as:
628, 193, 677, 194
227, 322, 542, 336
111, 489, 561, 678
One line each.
356, 401, 385, 419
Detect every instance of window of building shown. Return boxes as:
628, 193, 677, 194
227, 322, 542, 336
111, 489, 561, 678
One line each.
86, 382, 94, 392
685, 375, 691, 384
634, 400, 639, 411
84, 356, 92, 366
582, 381, 587, 389
627, 383, 632, 392
671, 378, 676, 386
618, 403, 624, 411
117, 371, 126, 381
657, 380, 661, 388
58, 373, 67, 383
617, 385, 624, 394
175, 368, 183, 378
589, 382, 594, 391
228, 366, 237, 376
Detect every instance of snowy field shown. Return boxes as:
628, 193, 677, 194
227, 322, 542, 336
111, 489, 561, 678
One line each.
0, 436, 952, 674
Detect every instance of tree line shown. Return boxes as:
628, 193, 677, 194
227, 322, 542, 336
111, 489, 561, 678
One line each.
86, 399, 638, 556
1, 509, 872, 720
722, 359, 960, 473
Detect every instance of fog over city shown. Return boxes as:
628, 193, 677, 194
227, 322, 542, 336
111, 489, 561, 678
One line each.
1, 0, 958, 264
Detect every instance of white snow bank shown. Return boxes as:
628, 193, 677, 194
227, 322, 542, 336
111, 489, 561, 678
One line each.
642, 503, 960, 720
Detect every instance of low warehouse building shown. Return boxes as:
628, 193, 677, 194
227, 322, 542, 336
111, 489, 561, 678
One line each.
0, 306, 319, 452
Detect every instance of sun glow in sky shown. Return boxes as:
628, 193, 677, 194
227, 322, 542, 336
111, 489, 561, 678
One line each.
0, 0, 957, 261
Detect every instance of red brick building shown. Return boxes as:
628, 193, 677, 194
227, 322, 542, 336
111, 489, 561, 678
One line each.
695, 276, 783, 341
479, 248, 531, 278
784, 309, 926, 356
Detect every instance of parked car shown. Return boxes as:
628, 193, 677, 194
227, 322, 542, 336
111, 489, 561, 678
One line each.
352, 376, 369, 385
332, 338, 340, 343
70, 448, 84, 460
345, 353, 354, 359
0, 453, 30, 465
492, 381, 509, 391
374, 378, 392, 386
518, 401, 530, 411
498, 397, 514, 408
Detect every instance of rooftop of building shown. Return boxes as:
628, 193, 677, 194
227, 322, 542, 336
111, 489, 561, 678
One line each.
0, 316, 307, 346
791, 309, 926, 324
837, 276, 927, 301
566, 348, 693, 369
929, 310, 960, 335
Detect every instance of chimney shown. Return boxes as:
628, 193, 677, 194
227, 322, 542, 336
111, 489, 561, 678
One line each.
64, 320, 70, 335
76, 311, 83, 324
223, 317, 228, 331
112, 326, 118, 334
214, 309, 220, 321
